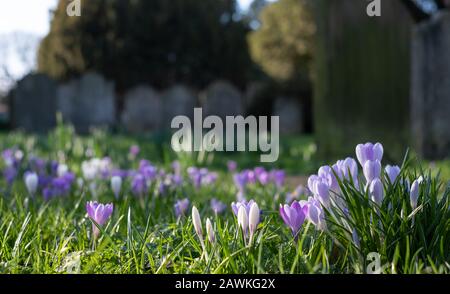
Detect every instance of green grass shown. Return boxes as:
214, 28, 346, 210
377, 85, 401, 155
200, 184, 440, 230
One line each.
0, 125, 448, 273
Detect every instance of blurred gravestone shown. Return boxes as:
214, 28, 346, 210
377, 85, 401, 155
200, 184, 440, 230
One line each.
57, 72, 116, 133
203, 80, 244, 119
314, 0, 412, 160
273, 97, 303, 134
162, 85, 197, 129
121, 86, 163, 133
11, 73, 57, 132
411, 12, 450, 159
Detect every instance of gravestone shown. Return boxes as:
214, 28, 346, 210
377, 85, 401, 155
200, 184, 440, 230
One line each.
11, 73, 57, 132
203, 80, 243, 119
314, 0, 412, 160
273, 97, 303, 134
121, 86, 163, 133
57, 72, 116, 133
162, 85, 197, 129
411, 12, 450, 159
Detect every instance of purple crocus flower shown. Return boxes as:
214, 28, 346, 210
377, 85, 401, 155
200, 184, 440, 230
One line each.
3, 167, 18, 185
254, 167, 270, 185
280, 201, 308, 237
174, 198, 190, 218
231, 199, 255, 217
355, 142, 383, 167
307, 175, 331, 208
172, 161, 181, 175
271, 169, 285, 188
204, 172, 218, 185
233, 172, 248, 191
227, 160, 237, 172
332, 157, 359, 187
42, 173, 75, 200
363, 160, 381, 183
210, 198, 227, 214
86, 201, 114, 238
139, 160, 157, 180
369, 178, 384, 205
385, 165, 401, 184
306, 197, 326, 230
129, 145, 140, 158
131, 173, 147, 197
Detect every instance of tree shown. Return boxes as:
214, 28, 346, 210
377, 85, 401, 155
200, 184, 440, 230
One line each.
247, 0, 316, 93
38, 0, 252, 91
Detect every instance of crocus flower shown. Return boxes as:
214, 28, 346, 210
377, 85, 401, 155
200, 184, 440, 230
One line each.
231, 199, 255, 217
333, 157, 359, 186
271, 169, 285, 188
385, 165, 401, 184
210, 198, 226, 214
172, 161, 181, 175
248, 202, 260, 245
308, 175, 331, 208
131, 174, 147, 197
306, 197, 326, 230
110, 176, 122, 199
174, 198, 190, 218
279, 201, 308, 237
86, 201, 114, 238
233, 172, 248, 191
227, 160, 237, 172
410, 179, 420, 209
237, 206, 249, 236
192, 206, 203, 242
206, 218, 215, 244
369, 178, 384, 206
24, 172, 39, 196
129, 145, 140, 158
139, 160, 157, 180
255, 168, 270, 185
355, 142, 384, 167
363, 160, 381, 183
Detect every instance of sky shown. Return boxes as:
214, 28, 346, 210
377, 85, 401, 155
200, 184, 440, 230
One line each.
0, 0, 255, 36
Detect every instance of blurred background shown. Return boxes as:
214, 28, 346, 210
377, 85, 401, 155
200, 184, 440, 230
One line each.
0, 0, 449, 177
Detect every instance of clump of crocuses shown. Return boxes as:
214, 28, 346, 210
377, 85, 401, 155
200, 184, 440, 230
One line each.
191, 206, 215, 260
86, 201, 114, 239
234, 200, 260, 246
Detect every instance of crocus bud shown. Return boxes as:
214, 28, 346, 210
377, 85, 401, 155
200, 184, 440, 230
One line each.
206, 218, 215, 244
356, 142, 383, 167
385, 165, 401, 184
248, 202, 260, 238
369, 178, 384, 206
24, 172, 38, 195
237, 205, 248, 235
86, 201, 114, 238
192, 206, 203, 238
111, 176, 122, 199
315, 181, 330, 208
410, 179, 420, 209
363, 160, 381, 182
